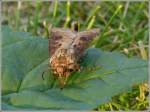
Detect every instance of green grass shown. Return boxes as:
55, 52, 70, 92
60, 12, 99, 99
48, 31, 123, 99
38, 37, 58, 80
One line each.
2, 1, 149, 111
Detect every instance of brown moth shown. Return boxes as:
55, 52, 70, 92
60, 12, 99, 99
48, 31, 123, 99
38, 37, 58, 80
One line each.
49, 28, 99, 88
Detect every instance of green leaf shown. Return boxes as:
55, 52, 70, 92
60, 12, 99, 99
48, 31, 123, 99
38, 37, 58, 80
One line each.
2, 25, 148, 110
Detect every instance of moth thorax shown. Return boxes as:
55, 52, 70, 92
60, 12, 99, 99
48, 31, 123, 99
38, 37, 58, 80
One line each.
50, 48, 79, 77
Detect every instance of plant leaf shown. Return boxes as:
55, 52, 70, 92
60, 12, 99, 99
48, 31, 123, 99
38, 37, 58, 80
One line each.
2, 26, 148, 110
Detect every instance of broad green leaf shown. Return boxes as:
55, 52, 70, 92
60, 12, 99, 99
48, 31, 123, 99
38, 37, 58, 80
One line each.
2, 26, 148, 110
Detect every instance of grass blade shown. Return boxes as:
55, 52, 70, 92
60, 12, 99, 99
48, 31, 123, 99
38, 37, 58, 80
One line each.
15, 1, 21, 30
87, 16, 95, 30
95, 5, 123, 48
85, 5, 100, 25
53, 0, 58, 18
64, 0, 71, 28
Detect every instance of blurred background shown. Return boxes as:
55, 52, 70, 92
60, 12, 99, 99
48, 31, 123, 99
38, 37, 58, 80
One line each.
2, 1, 149, 110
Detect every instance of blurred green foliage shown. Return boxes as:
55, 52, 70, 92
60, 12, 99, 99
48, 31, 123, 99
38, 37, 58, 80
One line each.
2, 1, 149, 111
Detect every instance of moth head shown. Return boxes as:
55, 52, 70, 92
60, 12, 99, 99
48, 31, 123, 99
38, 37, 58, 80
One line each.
49, 28, 76, 56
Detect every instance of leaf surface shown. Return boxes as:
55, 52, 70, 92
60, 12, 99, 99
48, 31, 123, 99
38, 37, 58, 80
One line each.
2, 26, 148, 110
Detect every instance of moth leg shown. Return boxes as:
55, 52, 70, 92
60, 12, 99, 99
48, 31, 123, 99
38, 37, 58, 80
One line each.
42, 65, 51, 80
42, 71, 45, 80
42, 69, 49, 80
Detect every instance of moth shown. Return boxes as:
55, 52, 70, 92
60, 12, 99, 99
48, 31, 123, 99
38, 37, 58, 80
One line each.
49, 28, 99, 88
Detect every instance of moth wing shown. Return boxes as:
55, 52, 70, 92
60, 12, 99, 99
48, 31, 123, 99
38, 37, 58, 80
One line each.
72, 28, 100, 58
49, 28, 75, 57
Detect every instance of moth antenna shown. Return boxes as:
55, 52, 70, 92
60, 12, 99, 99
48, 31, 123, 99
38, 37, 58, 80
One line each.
41, 65, 51, 80
42, 71, 45, 80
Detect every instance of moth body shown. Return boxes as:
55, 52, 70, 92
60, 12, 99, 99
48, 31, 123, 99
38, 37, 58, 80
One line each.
49, 28, 99, 88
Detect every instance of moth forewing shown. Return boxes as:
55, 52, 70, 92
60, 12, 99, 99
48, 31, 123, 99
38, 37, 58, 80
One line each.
49, 28, 100, 88
72, 28, 100, 59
